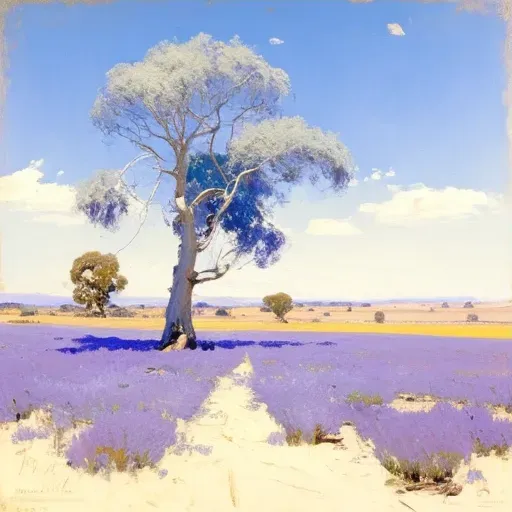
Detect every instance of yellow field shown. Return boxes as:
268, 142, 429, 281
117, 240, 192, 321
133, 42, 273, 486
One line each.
1, 313, 510, 339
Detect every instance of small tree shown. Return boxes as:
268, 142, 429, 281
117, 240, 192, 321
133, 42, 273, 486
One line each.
467, 313, 479, 322
70, 252, 128, 317
463, 301, 474, 309
441, 302, 450, 309
263, 292, 293, 323
374, 311, 385, 324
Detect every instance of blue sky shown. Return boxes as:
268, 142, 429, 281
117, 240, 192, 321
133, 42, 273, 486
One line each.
0, 1, 510, 300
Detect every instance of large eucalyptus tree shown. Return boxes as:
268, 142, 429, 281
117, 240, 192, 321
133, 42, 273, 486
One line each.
76, 34, 355, 350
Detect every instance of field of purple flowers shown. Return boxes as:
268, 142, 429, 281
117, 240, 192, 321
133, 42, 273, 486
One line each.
0, 324, 242, 472
1, 325, 512, 482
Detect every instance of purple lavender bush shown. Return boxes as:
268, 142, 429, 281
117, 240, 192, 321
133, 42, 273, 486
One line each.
346, 403, 512, 482
12, 425, 53, 444
0, 325, 245, 472
67, 409, 176, 472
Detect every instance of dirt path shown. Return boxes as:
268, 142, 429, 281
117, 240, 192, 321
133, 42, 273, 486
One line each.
1, 357, 512, 511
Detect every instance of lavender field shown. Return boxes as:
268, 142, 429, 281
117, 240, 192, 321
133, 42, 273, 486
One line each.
1, 324, 512, 481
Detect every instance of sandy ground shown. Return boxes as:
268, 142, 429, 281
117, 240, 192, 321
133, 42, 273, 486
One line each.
1, 357, 512, 512
0, 302, 511, 338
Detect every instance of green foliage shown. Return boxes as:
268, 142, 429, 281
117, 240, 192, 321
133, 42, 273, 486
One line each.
473, 438, 509, 457
382, 451, 463, 483
374, 311, 385, 323
346, 391, 384, 406
263, 292, 293, 323
70, 251, 128, 317
215, 308, 230, 317
286, 429, 303, 446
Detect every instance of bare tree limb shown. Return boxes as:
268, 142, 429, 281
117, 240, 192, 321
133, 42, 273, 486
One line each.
192, 264, 231, 284
229, 101, 265, 142
190, 187, 225, 209
115, 172, 163, 255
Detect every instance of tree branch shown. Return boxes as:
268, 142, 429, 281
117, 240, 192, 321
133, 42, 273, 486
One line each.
229, 101, 265, 142
192, 264, 231, 284
190, 187, 225, 209
115, 172, 163, 255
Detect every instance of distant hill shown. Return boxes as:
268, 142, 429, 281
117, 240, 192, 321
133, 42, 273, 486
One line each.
0, 292, 500, 309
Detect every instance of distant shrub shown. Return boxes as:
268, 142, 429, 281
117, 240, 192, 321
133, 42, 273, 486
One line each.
142, 314, 149, 319
8, 319, 40, 324
108, 307, 135, 318
308, 308, 315, 312
467, 313, 479, 323
294, 303, 305, 308
195, 301, 210, 308
429, 307, 435, 312
20, 307, 37, 317
215, 308, 230, 317
347, 306, 352, 312
49, 311, 57, 316
441, 302, 450, 309
311, 318, 321, 323
263, 292, 293, 323
323, 312, 331, 317
374, 311, 385, 323
0, 302, 23, 310
59, 304, 82, 313
260, 307, 272, 313
361, 303, 371, 308
463, 301, 474, 309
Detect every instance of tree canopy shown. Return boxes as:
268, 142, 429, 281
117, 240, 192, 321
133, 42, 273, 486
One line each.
70, 251, 128, 316
263, 292, 294, 323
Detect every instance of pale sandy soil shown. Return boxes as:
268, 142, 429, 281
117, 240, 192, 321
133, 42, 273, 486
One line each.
1, 358, 512, 512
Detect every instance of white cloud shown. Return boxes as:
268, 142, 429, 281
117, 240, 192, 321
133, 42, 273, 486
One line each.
385, 168, 396, 177
348, 178, 359, 187
0, 159, 76, 214
306, 218, 362, 236
363, 177, 369, 182
57, 170, 64, 177
1, 160, 510, 301
31, 213, 85, 226
359, 183, 503, 225
269, 37, 284, 45
371, 169, 383, 180
386, 184, 402, 193
387, 23, 405, 37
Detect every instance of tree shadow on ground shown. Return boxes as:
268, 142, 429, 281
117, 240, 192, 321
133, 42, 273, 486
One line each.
56, 335, 334, 354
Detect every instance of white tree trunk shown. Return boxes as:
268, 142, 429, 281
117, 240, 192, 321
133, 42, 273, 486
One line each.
160, 207, 198, 349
